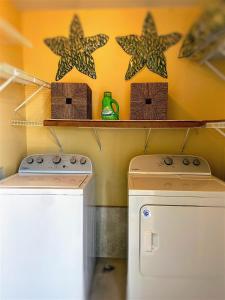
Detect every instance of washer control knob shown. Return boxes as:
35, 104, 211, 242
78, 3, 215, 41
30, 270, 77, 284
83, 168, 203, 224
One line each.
70, 156, 77, 164
183, 158, 190, 166
193, 159, 201, 166
80, 157, 87, 165
36, 156, 43, 164
52, 155, 61, 164
26, 157, 34, 164
164, 157, 173, 166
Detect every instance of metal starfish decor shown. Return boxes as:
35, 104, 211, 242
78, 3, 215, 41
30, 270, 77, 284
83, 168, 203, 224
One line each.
44, 15, 109, 81
116, 12, 182, 80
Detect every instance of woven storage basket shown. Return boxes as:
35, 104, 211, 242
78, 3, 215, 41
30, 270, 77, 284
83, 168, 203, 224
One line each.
130, 83, 168, 120
51, 83, 92, 119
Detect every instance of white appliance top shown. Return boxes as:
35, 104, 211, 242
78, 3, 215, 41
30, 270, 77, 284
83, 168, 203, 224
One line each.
129, 174, 225, 193
128, 155, 225, 196
0, 174, 89, 189
0, 154, 93, 192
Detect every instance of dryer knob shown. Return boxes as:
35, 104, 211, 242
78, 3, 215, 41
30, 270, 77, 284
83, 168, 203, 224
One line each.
80, 157, 87, 165
26, 157, 34, 164
164, 157, 173, 166
70, 156, 77, 164
193, 159, 201, 166
36, 157, 43, 164
52, 156, 61, 164
183, 159, 190, 166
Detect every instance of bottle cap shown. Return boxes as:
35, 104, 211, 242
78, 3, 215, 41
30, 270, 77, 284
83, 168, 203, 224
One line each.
104, 91, 112, 97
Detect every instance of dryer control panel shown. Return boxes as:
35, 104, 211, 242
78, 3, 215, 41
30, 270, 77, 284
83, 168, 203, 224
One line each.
19, 154, 93, 174
129, 155, 211, 175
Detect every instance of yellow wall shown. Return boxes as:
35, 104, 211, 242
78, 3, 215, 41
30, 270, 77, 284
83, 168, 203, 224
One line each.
22, 7, 225, 206
0, 0, 27, 176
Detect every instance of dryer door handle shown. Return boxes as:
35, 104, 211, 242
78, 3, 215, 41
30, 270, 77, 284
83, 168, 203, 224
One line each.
143, 231, 159, 252
144, 231, 153, 252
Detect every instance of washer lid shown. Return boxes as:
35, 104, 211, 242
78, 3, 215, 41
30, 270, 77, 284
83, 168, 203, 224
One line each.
129, 174, 225, 195
0, 174, 89, 189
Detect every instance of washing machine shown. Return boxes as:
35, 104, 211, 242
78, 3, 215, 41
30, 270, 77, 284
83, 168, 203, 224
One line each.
128, 154, 225, 300
0, 153, 95, 300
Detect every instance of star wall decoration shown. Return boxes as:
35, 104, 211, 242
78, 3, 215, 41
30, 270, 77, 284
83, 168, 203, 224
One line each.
116, 12, 182, 80
44, 15, 109, 81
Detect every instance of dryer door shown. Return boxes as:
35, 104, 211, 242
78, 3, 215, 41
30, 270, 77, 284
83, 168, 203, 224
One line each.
140, 204, 225, 297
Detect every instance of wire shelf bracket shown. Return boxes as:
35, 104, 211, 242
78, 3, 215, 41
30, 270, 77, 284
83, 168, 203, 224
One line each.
180, 128, 191, 153
202, 41, 225, 81
144, 128, 152, 153
92, 128, 102, 151
205, 121, 225, 139
14, 84, 47, 112
215, 128, 225, 138
48, 128, 64, 154
0, 63, 51, 113
0, 63, 51, 91
204, 60, 225, 81
0, 74, 18, 92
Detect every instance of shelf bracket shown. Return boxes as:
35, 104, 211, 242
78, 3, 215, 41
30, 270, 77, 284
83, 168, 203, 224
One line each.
0, 74, 17, 92
48, 128, 64, 154
215, 128, 225, 138
180, 128, 191, 153
14, 84, 46, 112
92, 128, 102, 151
204, 60, 225, 81
144, 129, 152, 154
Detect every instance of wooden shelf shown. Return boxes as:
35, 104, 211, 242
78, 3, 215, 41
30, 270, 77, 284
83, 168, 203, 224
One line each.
44, 119, 210, 128
28, 119, 225, 152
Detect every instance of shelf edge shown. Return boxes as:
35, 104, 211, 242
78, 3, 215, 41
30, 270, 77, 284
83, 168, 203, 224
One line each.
43, 119, 207, 128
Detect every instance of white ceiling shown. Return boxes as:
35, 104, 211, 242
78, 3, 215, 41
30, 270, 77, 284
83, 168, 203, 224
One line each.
12, 0, 210, 10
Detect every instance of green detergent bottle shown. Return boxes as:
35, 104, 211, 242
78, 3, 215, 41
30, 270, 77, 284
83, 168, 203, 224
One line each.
101, 91, 119, 120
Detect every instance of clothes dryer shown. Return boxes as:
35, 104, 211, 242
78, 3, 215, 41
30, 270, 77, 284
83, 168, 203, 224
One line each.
128, 154, 225, 300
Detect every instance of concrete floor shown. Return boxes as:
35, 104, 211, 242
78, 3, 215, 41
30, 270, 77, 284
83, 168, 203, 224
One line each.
89, 258, 127, 300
